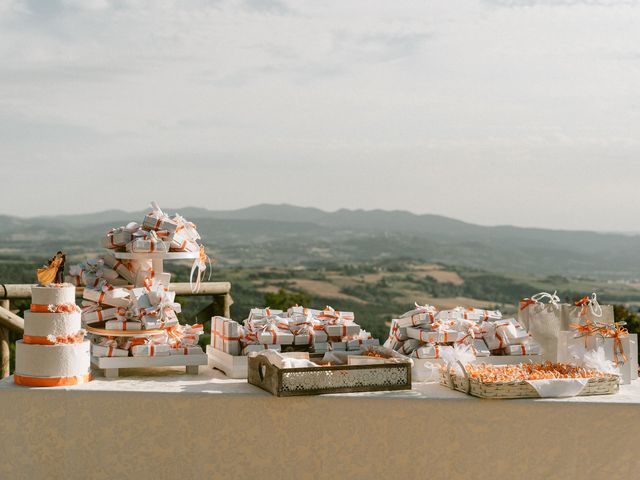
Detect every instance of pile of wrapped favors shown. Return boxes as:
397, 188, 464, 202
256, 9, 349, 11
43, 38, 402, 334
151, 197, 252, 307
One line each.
212, 305, 379, 356
65, 202, 207, 358
384, 304, 541, 359
77, 273, 205, 358
101, 201, 201, 254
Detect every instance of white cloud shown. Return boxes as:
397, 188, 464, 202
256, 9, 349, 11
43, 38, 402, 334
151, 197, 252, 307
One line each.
0, 0, 639, 231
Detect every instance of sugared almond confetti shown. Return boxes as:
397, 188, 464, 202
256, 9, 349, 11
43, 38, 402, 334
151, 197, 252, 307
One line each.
459, 362, 609, 383
363, 349, 388, 358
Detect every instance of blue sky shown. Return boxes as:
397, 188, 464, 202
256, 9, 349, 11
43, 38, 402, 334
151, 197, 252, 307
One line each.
1, 0, 639, 230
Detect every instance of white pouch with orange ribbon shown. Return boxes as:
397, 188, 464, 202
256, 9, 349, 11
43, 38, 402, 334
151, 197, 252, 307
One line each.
518, 292, 564, 362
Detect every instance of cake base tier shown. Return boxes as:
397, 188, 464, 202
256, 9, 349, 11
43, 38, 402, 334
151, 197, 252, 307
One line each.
14, 373, 92, 387
15, 340, 91, 378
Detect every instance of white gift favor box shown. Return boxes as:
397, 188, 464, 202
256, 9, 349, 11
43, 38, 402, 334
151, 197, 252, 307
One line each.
143, 213, 179, 233
287, 306, 322, 317
312, 342, 328, 353
394, 312, 435, 328
324, 322, 361, 337
102, 229, 132, 249
208, 346, 308, 379
472, 339, 490, 357
496, 319, 529, 344
82, 307, 119, 324
83, 287, 130, 308
134, 271, 172, 289
131, 344, 171, 357
256, 329, 294, 345
347, 338, 380, 351
104, 320, 142, 331
211, 317, 242, 355
170, 346, 204, 356
126, 237, 169, 254
142, 316, 179, 330
413, 344, 452, 359
100, 254, 136, 283
406, 327, 461, 344
248, 308, 283, 321
329, 341, 347, 351
309, 330, 328, 343
503, 343, 541, 356
169, 231, 199, 252
293, 333, 312, 345
92, 344, 129, 358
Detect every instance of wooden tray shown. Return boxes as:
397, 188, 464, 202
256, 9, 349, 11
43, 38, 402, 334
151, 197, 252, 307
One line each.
248, 354, 412, 397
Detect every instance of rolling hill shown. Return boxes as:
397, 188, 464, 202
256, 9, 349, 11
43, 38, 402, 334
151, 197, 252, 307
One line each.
1, 204, 639, 279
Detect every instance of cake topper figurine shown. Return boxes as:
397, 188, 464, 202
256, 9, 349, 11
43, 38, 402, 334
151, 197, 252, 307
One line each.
37, 251, 66, 285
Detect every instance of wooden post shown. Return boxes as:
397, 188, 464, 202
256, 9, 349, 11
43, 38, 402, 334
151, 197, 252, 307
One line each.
1, 300, 10, 379
223, 293, 233, 318
210, 293, 233, 319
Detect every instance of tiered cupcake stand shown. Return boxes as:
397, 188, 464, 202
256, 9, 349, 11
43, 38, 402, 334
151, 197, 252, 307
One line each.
88, 251, 208, 378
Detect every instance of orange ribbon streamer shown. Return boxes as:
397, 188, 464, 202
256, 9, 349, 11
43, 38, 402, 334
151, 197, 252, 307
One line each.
604, 323, 629, 367
569, 319, 596, 347
575, 296, 591, 318
519, 298, 537, 311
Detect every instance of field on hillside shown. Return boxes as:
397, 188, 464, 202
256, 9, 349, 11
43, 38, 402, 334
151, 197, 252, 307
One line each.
3, 257, 640, 347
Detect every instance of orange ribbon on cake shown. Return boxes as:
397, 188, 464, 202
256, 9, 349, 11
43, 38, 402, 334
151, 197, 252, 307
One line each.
23, 332, 85, 345
14, 373, 91, 387
30, 303, 79, 313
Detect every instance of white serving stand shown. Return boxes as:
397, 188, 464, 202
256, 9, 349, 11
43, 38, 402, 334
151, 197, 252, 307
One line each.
207, 346, 314, 379
92, 354, 209, 378
89, 250, 206, 378
207, 346, 249, 379
113, 250, 199, 277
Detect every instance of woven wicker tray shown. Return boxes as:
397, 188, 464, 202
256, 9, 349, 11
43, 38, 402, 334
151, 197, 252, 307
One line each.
440, 364, 619, 399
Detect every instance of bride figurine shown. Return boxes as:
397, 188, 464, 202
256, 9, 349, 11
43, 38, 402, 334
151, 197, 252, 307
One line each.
36, 251, 66, 285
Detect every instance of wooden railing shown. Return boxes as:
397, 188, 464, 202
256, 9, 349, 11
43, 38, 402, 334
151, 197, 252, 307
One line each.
0, 282, 232, 379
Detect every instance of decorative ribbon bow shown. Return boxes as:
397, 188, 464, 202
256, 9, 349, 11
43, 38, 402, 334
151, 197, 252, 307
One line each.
116, 306, 139, 322
520, 291, 560, 310
292, 316, 318, 344
602, 322, 629, 367
258, 317, 286, 344
147, 201, 171, 228
575, 293, 603, 319
413, 302, 437, 323
190, 245, 211, 293
569, 319, 598, 347
173, 213, 200, 241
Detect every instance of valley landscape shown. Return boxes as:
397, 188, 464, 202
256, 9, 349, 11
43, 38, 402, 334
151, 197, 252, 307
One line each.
2, 204, 640, 343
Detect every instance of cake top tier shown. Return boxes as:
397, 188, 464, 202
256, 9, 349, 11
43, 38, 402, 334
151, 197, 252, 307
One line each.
31, 283, 76, 307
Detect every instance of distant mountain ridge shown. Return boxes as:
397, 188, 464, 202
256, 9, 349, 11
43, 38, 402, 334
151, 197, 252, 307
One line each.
1, 204, 639, 279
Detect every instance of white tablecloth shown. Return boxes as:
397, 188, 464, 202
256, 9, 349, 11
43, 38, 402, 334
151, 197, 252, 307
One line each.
1, 367, 639, 479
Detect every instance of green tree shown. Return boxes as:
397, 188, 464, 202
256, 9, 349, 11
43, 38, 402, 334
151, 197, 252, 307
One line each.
264, 288, 311, 311
614, 305, 640, 335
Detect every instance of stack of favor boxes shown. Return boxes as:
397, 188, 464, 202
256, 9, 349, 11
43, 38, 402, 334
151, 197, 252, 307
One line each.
384, 304, 541, 360
209, 305, 379, 378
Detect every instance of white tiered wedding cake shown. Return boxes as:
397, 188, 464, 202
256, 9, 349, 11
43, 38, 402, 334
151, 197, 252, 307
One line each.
14, 284, 91, 386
